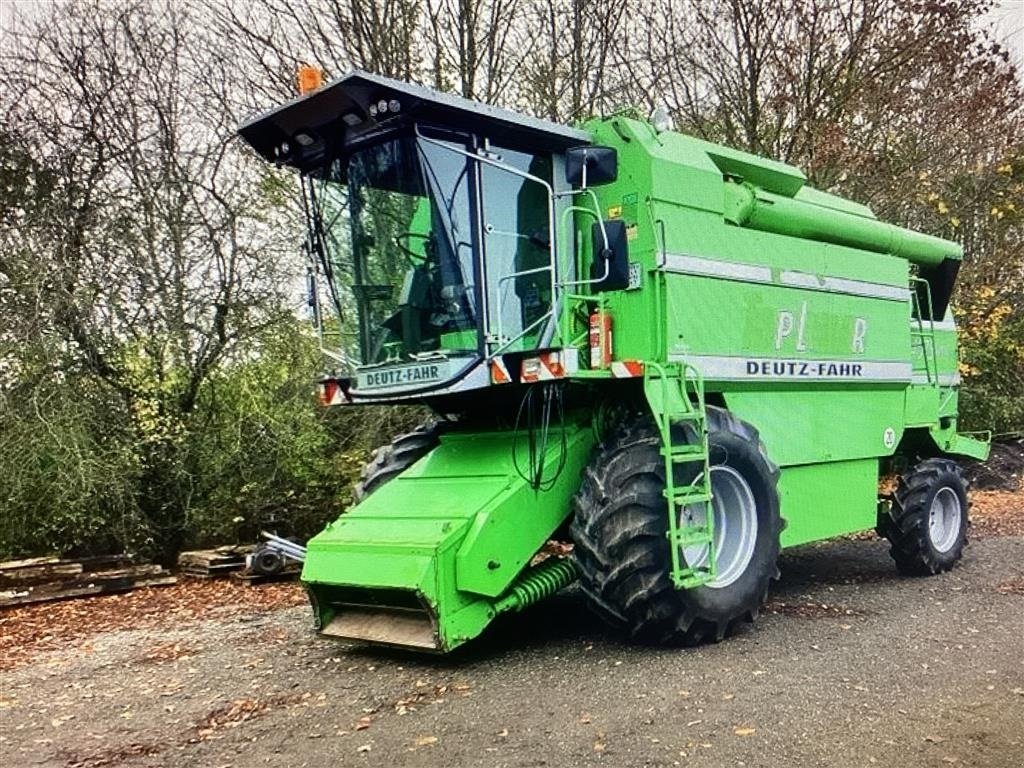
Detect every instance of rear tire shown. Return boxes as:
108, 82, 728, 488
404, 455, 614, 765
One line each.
570, 409, 782, 644
354, 422, 443, 501
879, 458, 968, 575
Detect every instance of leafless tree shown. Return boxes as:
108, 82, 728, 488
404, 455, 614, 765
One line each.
423, 0, 524, 102
0, 0, 299, 556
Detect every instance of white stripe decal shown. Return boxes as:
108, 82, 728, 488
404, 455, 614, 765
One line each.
912, 373, 961, 386
663, 253, 772, 283
909, 319, 957, 332
670, 354, 912, 382
778, 270, 910, 301
661, 252, 910, 302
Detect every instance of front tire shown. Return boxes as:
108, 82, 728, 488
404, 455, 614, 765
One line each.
570, 408, 782, 644
879, 458, 968, 575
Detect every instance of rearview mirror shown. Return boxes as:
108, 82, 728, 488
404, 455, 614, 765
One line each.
591, 219, 629, 291
566, 146, 618, 187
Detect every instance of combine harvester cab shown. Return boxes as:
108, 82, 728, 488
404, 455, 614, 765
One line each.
239, 71, 988, 652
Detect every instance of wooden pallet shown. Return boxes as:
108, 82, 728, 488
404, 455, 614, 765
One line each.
0, 554, 135, 589
231, 565, 301, 586
0, 559, 176, 608
177, 545, 254, 579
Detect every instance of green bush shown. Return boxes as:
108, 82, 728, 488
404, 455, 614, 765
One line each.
0, 321, 425, 562
958, 312, 1024, 436
0, 378, 141, 559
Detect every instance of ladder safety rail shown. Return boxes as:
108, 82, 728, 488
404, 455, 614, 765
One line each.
643, 361, 716, 589
909, 276, 939, 386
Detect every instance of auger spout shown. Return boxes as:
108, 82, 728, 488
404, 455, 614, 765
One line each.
723, 181, 962, 267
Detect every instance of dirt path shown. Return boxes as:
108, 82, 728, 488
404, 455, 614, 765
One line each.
2, 536, 1022, 768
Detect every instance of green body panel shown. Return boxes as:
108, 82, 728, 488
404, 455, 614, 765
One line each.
723, 389, 906, 466
778, 460, 879, 547
904, 384, 941, 426
940, 432, 991, 461
561, 116, 986, 563
302, 424, 595, 650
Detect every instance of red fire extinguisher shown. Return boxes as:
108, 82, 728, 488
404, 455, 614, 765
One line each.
589, 310, 612, 369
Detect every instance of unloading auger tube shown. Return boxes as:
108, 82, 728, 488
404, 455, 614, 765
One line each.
237, 69, 990, 653
723, 181, 962, 267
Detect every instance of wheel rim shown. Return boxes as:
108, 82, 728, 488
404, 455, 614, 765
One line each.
681, 465, 759, 589
928, 486, 962, 553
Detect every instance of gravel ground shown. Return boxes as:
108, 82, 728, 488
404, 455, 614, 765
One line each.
2, 536, 1022, 768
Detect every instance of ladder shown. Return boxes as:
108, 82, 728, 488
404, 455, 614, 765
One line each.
643, 362, 715, 589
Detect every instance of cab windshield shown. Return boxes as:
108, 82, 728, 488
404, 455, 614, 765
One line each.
308, 131, 555, 373
310, 134, 478, 365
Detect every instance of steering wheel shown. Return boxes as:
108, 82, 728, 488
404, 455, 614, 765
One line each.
394, 232, 431, 267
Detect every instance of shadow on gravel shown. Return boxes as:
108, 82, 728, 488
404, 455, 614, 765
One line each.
332, 590, 609, 669
315, 539, 908, 667
775, 539, 896, 592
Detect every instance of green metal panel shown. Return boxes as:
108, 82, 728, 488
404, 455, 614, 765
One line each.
302, 423, 596, 650
941, 431, 991, 461
905, 384, 941, 426
779, 459, 880, 547
724, 389, 906, 466
455, 426, 594, 596
663, 275, 910, 364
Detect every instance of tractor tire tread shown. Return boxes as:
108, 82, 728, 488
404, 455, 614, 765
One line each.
570, 407, 782, 645
881, 458, 968, 576
353, 422, 444, 501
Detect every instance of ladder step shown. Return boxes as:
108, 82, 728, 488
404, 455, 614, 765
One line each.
664, 446, 707, 463
678, 571, 712, 589
669, 491, 712, 505
671, 528, 713, 547
669, 412, 705, 423
667, 446, 705, 455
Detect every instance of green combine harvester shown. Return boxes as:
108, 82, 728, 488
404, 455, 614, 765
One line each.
239, 71, 990, 652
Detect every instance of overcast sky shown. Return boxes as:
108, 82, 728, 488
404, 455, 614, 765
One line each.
1, 0, 1022, 72
991, 0, 1024, 67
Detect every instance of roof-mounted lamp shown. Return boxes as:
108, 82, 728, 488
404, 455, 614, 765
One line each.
297, 64, 325, 95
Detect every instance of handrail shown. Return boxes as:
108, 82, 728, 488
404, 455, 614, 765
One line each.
557, 204, 611, 288
909, 276, 939, 385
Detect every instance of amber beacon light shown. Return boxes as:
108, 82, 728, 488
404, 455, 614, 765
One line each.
297, 64, 325, 95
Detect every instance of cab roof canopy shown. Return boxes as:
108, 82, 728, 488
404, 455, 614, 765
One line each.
237, 70, 592, 173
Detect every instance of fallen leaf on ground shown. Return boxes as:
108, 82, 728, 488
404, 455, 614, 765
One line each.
969, 488, 1024, 537
0, 580, 305, 672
